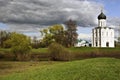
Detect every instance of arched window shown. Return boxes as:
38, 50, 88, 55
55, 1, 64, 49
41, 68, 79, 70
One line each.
96, 42, 97, 47
106, 42, 109, 47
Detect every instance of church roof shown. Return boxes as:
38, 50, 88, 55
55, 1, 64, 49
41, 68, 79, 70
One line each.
98, 12, 106, 20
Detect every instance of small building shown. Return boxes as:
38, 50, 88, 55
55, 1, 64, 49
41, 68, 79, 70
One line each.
75, 39, 90, 47
92, 11, 114, 47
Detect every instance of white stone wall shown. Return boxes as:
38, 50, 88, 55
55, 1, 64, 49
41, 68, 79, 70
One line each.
101, 28, 114, 47
92, 27, 114, 47
98, 19, 106, 27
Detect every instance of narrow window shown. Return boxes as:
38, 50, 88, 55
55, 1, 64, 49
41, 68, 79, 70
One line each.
96, 42, 97, 47
106, 42, 109, 47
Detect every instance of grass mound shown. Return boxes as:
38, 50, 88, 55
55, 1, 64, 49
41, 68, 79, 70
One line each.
0, 58, 120, 80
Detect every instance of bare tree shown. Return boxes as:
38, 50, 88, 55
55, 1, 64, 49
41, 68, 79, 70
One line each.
65, 19, 78, 47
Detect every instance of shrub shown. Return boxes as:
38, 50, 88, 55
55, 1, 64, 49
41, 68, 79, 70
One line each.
48, 43, 71, 61
5, 32, 32, 61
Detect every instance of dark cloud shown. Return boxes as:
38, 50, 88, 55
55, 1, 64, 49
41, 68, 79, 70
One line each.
0, 0, 106, 32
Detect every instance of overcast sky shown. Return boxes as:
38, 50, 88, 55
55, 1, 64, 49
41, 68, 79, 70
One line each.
0, 0, 120, 40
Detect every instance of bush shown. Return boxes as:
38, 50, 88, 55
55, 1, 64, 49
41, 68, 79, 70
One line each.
5, 32, 32, 61
48, 43, 71, 61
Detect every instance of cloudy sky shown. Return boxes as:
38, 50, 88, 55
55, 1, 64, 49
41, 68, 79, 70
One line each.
0, 0, 120, 40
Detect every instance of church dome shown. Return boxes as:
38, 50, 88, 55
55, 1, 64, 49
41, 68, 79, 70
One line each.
98, 12, 106, 20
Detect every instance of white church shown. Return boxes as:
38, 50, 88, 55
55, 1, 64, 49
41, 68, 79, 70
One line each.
92, 11, 115, 47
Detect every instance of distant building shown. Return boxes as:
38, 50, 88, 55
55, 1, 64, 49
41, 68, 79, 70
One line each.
75, 39, 90, 47
92, 11, 114, 47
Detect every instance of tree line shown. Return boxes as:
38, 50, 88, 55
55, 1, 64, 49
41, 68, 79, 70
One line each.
0, 20, 78, 60
1, 19, 120, 61
0, 20, 78, 49
40, 19, 78, 48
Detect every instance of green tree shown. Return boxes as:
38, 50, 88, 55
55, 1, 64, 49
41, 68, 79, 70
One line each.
5, 32, 31, 61
40, 24, 65, 47
65, 19, 78, 47
0, 31, 11, 48
40, 22, 78, 48
49, 24, 68, 46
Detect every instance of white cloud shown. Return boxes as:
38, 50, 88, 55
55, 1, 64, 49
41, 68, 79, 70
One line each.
78, 33, 92, 40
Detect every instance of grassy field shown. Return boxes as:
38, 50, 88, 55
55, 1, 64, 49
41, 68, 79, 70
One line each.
0, 61, 58, 76
32, 48, 48, 53
0, 47, 120, 54
0, 58, 120, 80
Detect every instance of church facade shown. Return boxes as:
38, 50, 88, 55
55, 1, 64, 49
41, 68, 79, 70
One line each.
92, 11, 114, 47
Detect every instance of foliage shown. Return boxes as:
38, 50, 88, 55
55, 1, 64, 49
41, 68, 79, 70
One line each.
40, 22, 78, 48
1, 47, 120, 61
0, 47, 120, 61
40, 34, 54, 47
40, 24, 65, 47
1, 58, 120, 80
48, 42, 71, 61
5, 32, 31, 61
0, 31, 11, 48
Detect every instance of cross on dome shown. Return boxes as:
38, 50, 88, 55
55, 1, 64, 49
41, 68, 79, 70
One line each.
98, 9, 106, 20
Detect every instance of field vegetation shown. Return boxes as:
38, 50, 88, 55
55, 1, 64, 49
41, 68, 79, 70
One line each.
0, 47, 120, 61
0, 58, 120, 80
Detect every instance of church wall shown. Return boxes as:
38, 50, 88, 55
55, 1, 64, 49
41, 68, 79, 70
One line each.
98, 19, 106, 27
92, 29, 96, 47
100, 28, 114, 47
92, 29, 94, 47
92, 28, 114, 47
97, 28, 100, 47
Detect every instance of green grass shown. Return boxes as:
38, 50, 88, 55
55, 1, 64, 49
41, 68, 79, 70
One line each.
0, 48, 48, 54
0, 48, 10, 53
30, 47, 120, 54
1, 47, 120, 54
0, 61, 58, 76
32, 48, 48, 53
0, 58, 120, 80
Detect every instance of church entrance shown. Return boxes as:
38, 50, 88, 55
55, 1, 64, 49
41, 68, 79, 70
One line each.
106, 42, 109, 47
